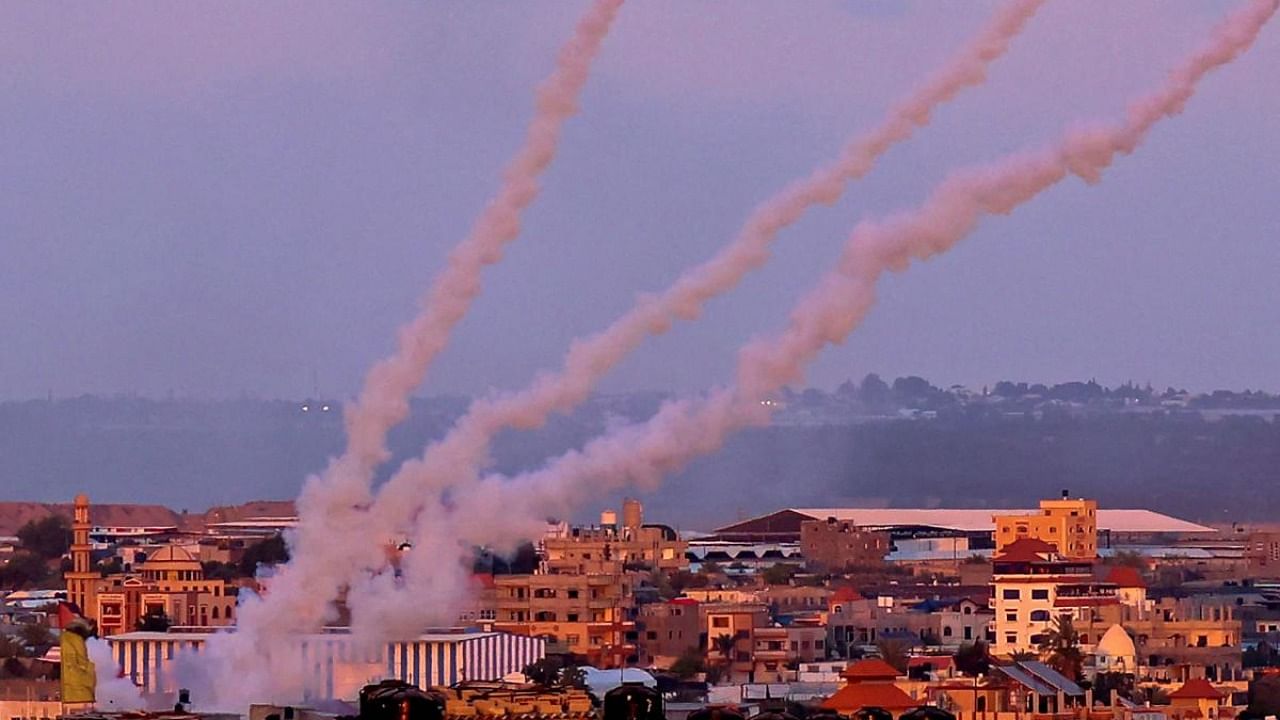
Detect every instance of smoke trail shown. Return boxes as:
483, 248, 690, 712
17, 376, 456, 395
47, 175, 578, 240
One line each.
193, 0, 624, 709
413, 0, 1279, 580
367, 0, 1045, 540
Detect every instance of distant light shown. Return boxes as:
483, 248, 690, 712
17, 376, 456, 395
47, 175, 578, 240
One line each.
321, 405, 331, 412
301, 405, 310, 412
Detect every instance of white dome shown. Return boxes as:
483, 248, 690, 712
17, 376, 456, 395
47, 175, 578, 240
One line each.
1095, 624, 1137, 670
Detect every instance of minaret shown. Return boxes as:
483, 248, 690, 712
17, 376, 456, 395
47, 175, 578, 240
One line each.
65, 493, 98, 619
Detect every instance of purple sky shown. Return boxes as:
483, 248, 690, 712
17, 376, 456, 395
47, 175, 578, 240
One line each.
2, 1, 1277, 400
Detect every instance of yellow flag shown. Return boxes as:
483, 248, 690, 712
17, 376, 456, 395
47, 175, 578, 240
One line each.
60, 629, 96, 705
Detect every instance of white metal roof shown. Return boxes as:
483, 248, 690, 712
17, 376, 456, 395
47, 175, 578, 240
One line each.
788, 507, 1213, 534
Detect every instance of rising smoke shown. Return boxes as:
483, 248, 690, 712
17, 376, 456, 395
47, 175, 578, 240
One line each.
186, 0, 1277, 709
347, 0, 1279, 648
192, 0, 624, 708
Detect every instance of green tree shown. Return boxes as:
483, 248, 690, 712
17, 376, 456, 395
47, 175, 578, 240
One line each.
0, 552, 49, 590
1090, 672, 1135, 705
670, 648, 707, 679
954, 641, 990, 677
238, 535, 291, 577
876, 638, 911, 673
17, 516, 72, 560
522, 656, 586, 688
1244, 675, 1280, 719
761, 563, 798, 586
713, 634, 737, 663
17, 624, 53, 650
1037, 615, 1084, 681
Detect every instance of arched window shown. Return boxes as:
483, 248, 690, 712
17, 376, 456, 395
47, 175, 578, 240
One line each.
1030, 610, 1051, 622
211, 607, 220, 620
977, 698, 987, 712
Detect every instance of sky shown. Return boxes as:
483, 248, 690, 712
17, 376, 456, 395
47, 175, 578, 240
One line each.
1, 1, 1277, 401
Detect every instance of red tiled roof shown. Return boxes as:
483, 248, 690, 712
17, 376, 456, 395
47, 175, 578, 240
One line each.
670, 597, 699, 606
822, 682, 917, 712
1104, 565, 1147, 588
841, 659, 902, 680
993, 538, 1058, 563
1169, 679, 1225, 700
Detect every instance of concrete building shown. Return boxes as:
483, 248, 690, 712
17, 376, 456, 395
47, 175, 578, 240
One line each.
705, 603, 770, 682
799, 518, 890, 571
751, 622, 828, 682
492, 572, 636, 667
994, 493, 1098, 559
542, 500, 687, 575
106, 629, 545, 699
635, 598, 701, 668
991, 538, 1117, 655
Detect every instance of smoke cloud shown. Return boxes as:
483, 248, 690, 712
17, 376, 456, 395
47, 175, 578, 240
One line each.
355, 0, 1278, 637
191, 0, 623, 709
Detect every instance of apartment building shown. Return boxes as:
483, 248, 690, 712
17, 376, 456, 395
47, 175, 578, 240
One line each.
492, 572, 637, 667
751, 622, 828, 682
991, 537, 1117, 655
994, 493, 1098, 559
542, 499, 687, 575
635, 598, 701, 667
800, 518, 891, 571
705, 603, 770, 682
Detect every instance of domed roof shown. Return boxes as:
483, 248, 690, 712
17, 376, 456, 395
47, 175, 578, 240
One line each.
142, 545, 200, 567
74, 493, 90, 506
1096, 624, 1136, 658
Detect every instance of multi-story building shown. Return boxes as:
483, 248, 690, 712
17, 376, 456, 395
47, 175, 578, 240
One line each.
990, 537, 1117, 655
542, 500, 687, 575
705, 603, 770, 682
1247, 531, 1280, 578
492, 572, 636, 667
799, 518, 890, 571
636, 598, 701, 667
751, 621, 828, 682
66, 495, 235, 636
994, 493, 1098, 560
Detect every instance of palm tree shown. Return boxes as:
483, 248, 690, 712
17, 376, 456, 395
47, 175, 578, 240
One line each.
713, 634, 737, 664
1037, 615, 1084, 680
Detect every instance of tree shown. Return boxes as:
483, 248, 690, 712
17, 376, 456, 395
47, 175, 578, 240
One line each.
859, 373, 893, 409
713, 634, 737, 663
761, 563, 798, 586
1090, 672, 1135, 705
670, 648, 707, 679
876, 638, 911, 673
1244, 674, 1280, 719
17, 624, 53, 650
17, 516, 72, 560
954, 641, 990, 677
238, 535, 291, 577
523, 656, 586, 688
0, 635, 24, 659
1037, 615, 1084, 681
0, 552, 49, 590
137, 608, 171, 632
1010, 650, 1039, 662
699, 561, 724, 577
1244, 640, 1280, 668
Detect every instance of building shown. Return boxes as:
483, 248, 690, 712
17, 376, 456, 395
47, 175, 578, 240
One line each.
751, 621, 827, 683
799, 518, 890, 571
994, 493, 1098, 559
492, 572, 636, 667
1167, 678, 1229, 719
542, 500, 687, 575
820, 659, 916, 715
67, 495, 236, 636
713, 506, 1210, 546
705, 603, 770, 682
1247, 531, 1280, 577
106, 629, 545, 699
636, 598, 700, 668
990, 538, 1117, 655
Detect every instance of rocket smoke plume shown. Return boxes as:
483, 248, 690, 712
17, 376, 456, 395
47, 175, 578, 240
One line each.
192, 0, 624, 709
347, 0, 1277, 638
365, 0, 1044, 546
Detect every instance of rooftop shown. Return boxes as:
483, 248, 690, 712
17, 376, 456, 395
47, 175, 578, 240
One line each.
717, 507, 1214, 536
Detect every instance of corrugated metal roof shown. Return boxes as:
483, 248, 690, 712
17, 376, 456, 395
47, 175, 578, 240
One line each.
996, 664, 1056, 696
1019, 661, 1084, 696
786, 508, 1212, 534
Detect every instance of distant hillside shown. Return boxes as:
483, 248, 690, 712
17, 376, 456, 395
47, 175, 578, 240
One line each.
0, 499, 297, 536
0, 385, 1276, 530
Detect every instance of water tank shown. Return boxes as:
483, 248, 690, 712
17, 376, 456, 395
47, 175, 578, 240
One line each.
622, 499, 643, 530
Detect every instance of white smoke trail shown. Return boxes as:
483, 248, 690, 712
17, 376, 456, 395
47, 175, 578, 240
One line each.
193, 0, 624, 709
401, 0, 1279, 590
345, 0, 1045, 638
87, 638, 145, 711
367, 0, 1045, 545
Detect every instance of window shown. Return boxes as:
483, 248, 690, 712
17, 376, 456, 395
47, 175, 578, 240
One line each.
964, 627, 972, 640
1031, 589, 1050, 600
1005, 632, 1018, 645
646, 631, 657, 640
567, 613, 579, 622
712, 617, 730, 628
566, 634, 580, 646
1005, 611, 1018, 622
1030, 610, 1050, 622
567, 589, 579, 599
1030, 634, 1047, 645
1002, 589, 1020, 600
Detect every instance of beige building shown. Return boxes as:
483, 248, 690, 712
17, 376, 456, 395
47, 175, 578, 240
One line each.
751, 622, 828, 682
799, 518, 890, 571
492, 572, 637, 667
991, 537, 1115, 655
705, 603, 770, 682
66, 495, 235, 636
636, 598, 701, 667
994, 494, 1098, 559
542, 499, 687, 575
